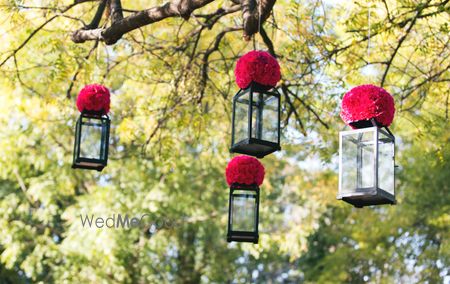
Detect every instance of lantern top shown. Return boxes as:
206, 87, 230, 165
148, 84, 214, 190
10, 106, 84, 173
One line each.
340, 84, 395, 129
234, 50, 281, 89
76, 84, 111, 114
226, 155, 265, 187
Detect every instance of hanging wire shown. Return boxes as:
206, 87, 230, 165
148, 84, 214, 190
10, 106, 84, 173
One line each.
367, 5, 371, 57
257, 0, 262, 50
94, 32, 102, 81
96, 38, 101, 62
271, 10, 276, 45
251, 0, 263, 51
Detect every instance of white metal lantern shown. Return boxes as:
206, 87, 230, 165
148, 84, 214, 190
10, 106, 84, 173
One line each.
338, 122, 395, 207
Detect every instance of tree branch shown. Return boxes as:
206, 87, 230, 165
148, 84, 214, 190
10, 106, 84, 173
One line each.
13, 168, 37, 208
86, 0, 107, 29
241, 0, 276, 40
0, 15, 58, 67
380, 9, 422, 87
71, 0, 216, 45
0, 1, 88, 68
66, 42, 100, 98
282, 84, 329, 130
198, 26, 241, 103
71, 0, 276, 44
110, 0, 124, 24
260, 26, 275, 56
281, 84, 306, 135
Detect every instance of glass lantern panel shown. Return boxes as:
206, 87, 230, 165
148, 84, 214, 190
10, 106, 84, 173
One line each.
341, 129, 376, 194
231, 190, 257, 232
80, 118, 103, 159
234, 91, 250, 144
378, 130, 395, 195
251, 92, 278, 143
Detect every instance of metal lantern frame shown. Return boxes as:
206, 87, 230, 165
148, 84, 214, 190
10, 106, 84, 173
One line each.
72, 110, 110, 172
227, 183, 260, 243
230, 81, 281, 159
337, 119, 396, 208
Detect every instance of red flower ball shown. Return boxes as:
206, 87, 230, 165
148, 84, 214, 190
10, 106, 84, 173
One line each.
76, 84, 111, 114
340, 84, 395, 128
225, 155, 265, 187
234, 50, 281, 89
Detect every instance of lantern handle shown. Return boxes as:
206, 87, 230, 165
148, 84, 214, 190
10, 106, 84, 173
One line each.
384, 126, 394, 138
370, 117, 395, 138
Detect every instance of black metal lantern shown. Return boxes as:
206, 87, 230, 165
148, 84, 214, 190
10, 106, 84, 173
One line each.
227, 183, 260, 243
230, 82, 281, 158
338, 119, 395, 207
72, 110, 110, 171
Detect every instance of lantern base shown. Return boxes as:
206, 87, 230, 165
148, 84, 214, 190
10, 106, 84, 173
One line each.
230, 138, 280, 158
72, 158, 106, 172
337, 188, 395, 208
227, 232, 259, 244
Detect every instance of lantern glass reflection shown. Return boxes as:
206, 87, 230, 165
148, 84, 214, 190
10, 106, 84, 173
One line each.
231, 190, 257, 232
80, 117, 103, 159
378, 130, 395, 195
234, 91, 250, 143
227, 185, 259, 243
251, 92, 279, 143
338, 126, 395, 207
340, 130, 375, 192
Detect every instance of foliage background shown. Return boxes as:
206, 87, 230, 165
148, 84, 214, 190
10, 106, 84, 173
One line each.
0, 0, 449, 283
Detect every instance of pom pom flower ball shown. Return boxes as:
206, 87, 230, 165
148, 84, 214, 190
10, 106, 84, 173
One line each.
234, 50, 281, 89
76, 84, 111, 114
340, 84, 395, 128
226, 155, 265, 187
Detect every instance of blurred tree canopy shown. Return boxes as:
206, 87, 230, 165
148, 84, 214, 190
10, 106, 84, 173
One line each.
0, 0, 449, 283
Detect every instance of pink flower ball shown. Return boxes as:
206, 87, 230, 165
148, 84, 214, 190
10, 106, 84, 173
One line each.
234, 50, 281, 89
340, 84, 395, 128
225, 155, 265, 187
76, 84, 111, 114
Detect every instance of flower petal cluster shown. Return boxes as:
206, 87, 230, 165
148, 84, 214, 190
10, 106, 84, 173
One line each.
225, 155, 265, 187
234, 51, 281, 89
76, 84, 110, 114
340, 84, 395, 128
